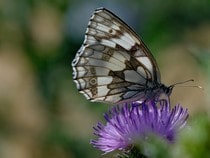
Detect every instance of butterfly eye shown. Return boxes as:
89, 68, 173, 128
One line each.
166, 86, 174, 95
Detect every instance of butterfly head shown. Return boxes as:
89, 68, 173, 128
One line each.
158, 84, 174, 97
164, 85, 174, 96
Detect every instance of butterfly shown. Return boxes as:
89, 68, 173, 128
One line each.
72, 7, 174, 104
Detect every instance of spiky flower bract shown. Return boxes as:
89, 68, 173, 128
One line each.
91, 100, 188, 154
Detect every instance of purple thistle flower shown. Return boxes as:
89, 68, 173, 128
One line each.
91, 100, 189, 154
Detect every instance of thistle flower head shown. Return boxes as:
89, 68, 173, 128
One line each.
91, 100, 188, 154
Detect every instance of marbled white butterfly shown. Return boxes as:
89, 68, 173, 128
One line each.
72, 8, 174, 104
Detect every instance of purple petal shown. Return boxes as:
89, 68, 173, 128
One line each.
91, 100, 189, 153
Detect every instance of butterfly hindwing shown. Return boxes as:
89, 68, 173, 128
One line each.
72, 8, 161, 104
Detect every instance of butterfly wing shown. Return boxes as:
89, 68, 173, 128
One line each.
72, 8, 161, 104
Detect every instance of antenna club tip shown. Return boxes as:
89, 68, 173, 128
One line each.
198, 86, 204, 90
171, 79, 195, 87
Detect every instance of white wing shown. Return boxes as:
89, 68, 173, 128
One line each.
72, 8, 161, 104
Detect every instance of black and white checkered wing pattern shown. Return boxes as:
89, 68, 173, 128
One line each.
72, 8, 161, 104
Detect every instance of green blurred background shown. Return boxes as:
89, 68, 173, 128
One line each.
0, 0, 210, 157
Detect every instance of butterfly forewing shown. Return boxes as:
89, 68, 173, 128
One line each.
72, 8, 162, 104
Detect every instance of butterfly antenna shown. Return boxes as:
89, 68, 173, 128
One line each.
175, 85, 204, 90
171, 79, 203, 90
171, 79, 194, 86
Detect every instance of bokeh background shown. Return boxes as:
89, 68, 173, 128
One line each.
0, 0, 210, 157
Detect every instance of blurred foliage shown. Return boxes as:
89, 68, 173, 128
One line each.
0, 0, 210, 157
174, 114, 210, 158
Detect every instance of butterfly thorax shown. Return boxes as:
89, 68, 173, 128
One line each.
142, 82, 173, 103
